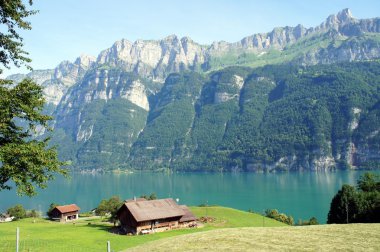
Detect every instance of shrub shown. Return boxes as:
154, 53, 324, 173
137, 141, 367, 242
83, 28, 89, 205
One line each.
7, 204, 26, 220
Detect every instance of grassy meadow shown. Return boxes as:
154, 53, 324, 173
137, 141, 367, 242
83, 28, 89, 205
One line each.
127, 224, 380, 252
0, 206, 284, 252
2, 205, 378, 251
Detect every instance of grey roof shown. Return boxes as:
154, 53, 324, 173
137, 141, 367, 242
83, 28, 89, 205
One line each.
124, 198, 185, 222
179, 205, 197, 222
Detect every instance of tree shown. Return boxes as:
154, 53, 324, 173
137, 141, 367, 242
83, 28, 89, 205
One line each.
7, 204, 26, 220
46, 203, 58, 218
140, 192, 157, 200
0, 0, 37, 71
327, 173, 380, 224
26, 209, 40, 218
0, 1, 67, 196
95, 196, 123, 225
357, 172, 380, 192
327, 184, 358, 224
308, 217, 319, 225
265, 209, 294, 225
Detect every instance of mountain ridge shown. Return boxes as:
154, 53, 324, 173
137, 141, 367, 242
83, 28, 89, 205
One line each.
6, 9, 380, 172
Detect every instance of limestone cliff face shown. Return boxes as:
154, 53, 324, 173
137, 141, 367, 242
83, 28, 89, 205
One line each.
97, 35, 206, 81
55, 69, 151, 145
5, 9, 380, 171
213, 74, 244, 104
8, 9, 380, 105
93, 9, 380, 81
7, 54, 96, 106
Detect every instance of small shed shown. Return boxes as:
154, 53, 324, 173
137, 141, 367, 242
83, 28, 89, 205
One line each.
50, 204, 80, 222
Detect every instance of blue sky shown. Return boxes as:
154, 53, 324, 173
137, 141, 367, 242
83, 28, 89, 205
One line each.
3, 0, 380, 76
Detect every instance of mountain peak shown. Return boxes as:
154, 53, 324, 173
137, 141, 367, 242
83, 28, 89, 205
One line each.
336, 8, 353, 22
321, 8, 354, 31
163, 34, 179, 41
75, 54, 96, 68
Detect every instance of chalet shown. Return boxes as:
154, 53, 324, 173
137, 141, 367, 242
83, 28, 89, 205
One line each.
50, 204, 80, 222
117, 198, 197, 234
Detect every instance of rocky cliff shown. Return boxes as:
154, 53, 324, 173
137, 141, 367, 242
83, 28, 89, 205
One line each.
7, 9, 380, 171
7, 54, 96, 106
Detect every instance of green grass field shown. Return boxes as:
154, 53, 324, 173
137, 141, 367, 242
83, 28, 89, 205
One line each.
0, 206, 284, 252
127, 224, 380, 252
2, 206, 377, 252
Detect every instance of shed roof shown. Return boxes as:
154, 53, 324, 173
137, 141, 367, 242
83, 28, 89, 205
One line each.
179, 205, 197, 222
124, 198, 185, 222
55, 204, 80, 214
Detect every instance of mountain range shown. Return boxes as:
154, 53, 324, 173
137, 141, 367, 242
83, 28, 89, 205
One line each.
7, 9, 380, 172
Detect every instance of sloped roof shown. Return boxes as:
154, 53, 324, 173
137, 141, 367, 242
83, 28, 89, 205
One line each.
124, 198, 185, 222
179, 205, 197, 222
55, 204, 80, 214
125, 198, 147, 203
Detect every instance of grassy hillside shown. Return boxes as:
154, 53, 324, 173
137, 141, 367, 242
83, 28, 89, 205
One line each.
127, 224, 380, 252
0, 206, 283, 252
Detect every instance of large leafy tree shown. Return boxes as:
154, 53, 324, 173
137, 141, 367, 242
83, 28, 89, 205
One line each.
0, 1, 66, 196
95, 196, 123, 225
6, 204, 26, 219
0, 0, 36, 70
327, 173, 380, 223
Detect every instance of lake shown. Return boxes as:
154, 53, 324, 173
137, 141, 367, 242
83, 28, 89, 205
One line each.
0, 170, 375, 223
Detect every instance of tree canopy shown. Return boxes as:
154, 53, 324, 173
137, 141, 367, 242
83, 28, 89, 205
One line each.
0, 0, 66, 196
95, 196, 123, 225
327, 172, 380, 223
0, 0, 36, 71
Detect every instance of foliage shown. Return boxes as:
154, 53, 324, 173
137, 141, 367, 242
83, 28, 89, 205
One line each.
6, 204, 26, 220
95, 196, 123, 224
0, 0, 36, 71
265, 209, 294, 225
327, 172, 380, 223
357, 173, 380, 192
297, 217, 319, 225
0, 1, 67, 196
0, 79, 67, 196
26, 209, 40, 218
140, 193, 157, 200
49, 61, 380, 172
46, 203, 58, 218
51, 69, 150, 171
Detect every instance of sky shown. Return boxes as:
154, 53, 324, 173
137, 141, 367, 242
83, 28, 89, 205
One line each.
2, 0, 380, 76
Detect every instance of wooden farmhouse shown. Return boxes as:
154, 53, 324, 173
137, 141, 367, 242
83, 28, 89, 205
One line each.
117, 198, 197, 234
50, 204, 80, 222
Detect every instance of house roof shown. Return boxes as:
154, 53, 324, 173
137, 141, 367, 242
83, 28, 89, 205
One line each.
179, 205, 197, 222
55, 204, 80, 214
124, 198, 185, 222
125, 198, 147, 203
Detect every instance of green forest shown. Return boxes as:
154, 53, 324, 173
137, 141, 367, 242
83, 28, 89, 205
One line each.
51, 61, 380, 171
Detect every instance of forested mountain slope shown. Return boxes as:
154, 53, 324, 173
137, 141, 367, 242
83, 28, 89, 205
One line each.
49, 62, 380, 171
7, 9, 380, 171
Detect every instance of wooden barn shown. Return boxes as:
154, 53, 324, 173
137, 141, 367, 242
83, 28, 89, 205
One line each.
117, 198, 196, 234
50, 204, 80, 222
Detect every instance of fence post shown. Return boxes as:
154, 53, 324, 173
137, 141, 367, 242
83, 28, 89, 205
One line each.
16, 227, 19, 252
107, 241, 110, 252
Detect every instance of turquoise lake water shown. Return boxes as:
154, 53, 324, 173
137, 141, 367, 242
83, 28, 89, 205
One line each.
0, 171, 375, 223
